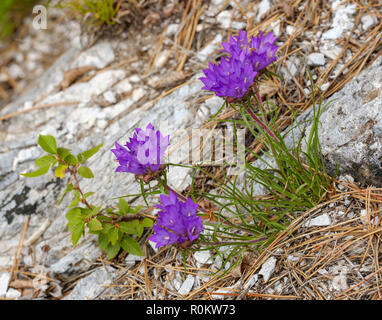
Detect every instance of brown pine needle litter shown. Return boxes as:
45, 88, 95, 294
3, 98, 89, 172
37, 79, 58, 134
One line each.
2, 0, 381, 300
91, 0, 382, 301
98, 183, 381, 300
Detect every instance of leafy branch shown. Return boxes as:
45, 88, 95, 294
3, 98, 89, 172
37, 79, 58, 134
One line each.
21, 135, 153, 259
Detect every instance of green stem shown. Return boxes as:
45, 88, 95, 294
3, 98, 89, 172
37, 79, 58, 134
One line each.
68, 167, 93, 211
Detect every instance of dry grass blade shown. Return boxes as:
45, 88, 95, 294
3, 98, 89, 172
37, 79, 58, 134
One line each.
176, 0, 206, 72
9, 216, 30, 285
0, 101, 79, 121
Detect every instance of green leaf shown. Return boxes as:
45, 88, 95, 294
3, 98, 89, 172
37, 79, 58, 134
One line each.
119, 221, 136, 235
55, 163, 68, 179
64, 154, 78, 166
88, 218, 103, 232
141, 218, 153, 228
106, 242, 120, 259
38, 135, 57, 154
56, 183, 73, 206
78, 166, 94, 179
35, 155, 56, 168
20, 166, 50, 177
98, 215, 113, 222
57, 147, 71, 160
85, 205, 101, 219
77, 153, 85, 164
108, 227, 119, 245
118, 198, 130, 215
77, 143, 103, 164
100, 223, 112, 233
105, 208, 114, 214
65, 207, 82, 222
120, 237, 143, 256
83, 192, 95, 199
131, 205, 143, 214
136, 224, 144, 237
71, 221, 85, 247
130, 220, 139, 228
68, 190, 81, 208
79, 207, 92, 216
98, 232, 109, 251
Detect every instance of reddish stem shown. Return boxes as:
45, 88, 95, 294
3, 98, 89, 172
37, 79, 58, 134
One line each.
246, 107, 279, 142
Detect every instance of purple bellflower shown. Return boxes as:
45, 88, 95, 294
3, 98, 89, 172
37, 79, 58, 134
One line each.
199, 52, 257, 99
221, 30, 279, 72
148, 191, 203, 248
111, 123, 170, 175
199, 30, 278, 99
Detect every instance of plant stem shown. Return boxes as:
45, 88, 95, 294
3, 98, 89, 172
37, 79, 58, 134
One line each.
245, 107, 279, 142
68, 167, 93, 210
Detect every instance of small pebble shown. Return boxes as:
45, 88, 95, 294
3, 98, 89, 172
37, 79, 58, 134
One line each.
303, 213, 331, 227
259, 257, 277, 282
307, 53, 326, 66
178, 275, 194, 296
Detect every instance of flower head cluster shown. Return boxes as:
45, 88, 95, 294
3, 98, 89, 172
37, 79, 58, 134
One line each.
200, 53, 257, 99
148, 191, 204, 248
221, 30, 279, 72
111, 123, 170, 175
199, 30, 278, 99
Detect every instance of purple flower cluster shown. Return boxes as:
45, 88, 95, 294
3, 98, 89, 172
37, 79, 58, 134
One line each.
148, 191, 204, 248
200, 53, 257, 99
199, 30, 278, 99
112, 125, 203, 249
111, 123, 169, 175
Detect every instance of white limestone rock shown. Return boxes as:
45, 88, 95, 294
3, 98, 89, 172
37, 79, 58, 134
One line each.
302, 213, 331, 228
63, 266, 116, 300
0, 273, 10, 297
178, 275, 195, 296
194, 250, 212, 265
307, 53, 326, 66
72, 41, 115, 69
258, 257, 277, 282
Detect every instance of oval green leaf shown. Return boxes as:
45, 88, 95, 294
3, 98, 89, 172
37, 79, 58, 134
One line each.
57, 147, 71, 160
98, 232, 109, 251
119, 221, 136, 235
106, 242, 120, 259
35, 155, 57, 168
20, 166, 50, 178
88, 218, 103, 232
71, 221, 84, 247
121, 237, 143, 256
108, 227, 119, 245
142, 218, 153, 228
64, 154, 78, 166
55, 163, 68, 179
118, 198, 130, 215
38, 134, 57, 154
78, 166, 94, 179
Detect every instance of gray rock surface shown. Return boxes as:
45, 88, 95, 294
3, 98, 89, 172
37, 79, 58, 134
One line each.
0, 36, 220, 298
63, 265, 116, 300
285, 56, 382, 186
0, 2, 380, 298
223, 56, 382, 218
